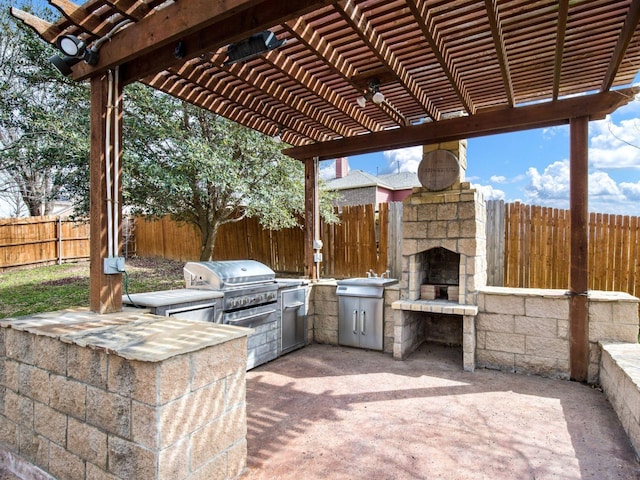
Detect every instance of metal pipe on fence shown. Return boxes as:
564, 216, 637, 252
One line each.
58, 216, 63, 265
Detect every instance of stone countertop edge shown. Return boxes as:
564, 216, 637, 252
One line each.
314, 278, 400, 290
477, 286, 640, 302
0, 307, 252, 363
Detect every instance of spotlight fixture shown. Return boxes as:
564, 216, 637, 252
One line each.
356, 78, 385, 107
48, 54, 81, 76
224, 30, 286, 66
56, 34, 99, 65
57, 35, 84, 57
49, 21, 133, 76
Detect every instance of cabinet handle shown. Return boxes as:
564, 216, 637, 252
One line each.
353, 310, 358, 335
361, 310, 366, 335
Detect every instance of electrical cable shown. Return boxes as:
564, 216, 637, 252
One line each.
123, 270, 140, 308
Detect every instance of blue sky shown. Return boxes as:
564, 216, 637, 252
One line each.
320, 91, 640, 216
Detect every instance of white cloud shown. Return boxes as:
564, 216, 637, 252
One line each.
490, 174, 525, 184
525, 160, 570, 201
472, 183, 505, 201
589, 116, 640, 169
382, 146, 422, 173
523, 160, 640, 214
319, 160, 337, 180
589, 171, 621, 197
620, 181, 640, 200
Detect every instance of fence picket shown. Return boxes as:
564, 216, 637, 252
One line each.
3, 202, 640, 307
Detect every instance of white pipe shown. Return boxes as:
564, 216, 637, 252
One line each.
105, 69, 114, 258
113, 67, 120, 259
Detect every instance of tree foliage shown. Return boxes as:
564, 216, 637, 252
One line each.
0, 1, 90, 216
124, 84, 338, 260
1, 5, 338, 261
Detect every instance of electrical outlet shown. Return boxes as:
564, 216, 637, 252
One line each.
103, 256, 125, 274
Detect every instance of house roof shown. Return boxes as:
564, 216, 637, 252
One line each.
12, 0, 640, 160
326, 170, 420, 191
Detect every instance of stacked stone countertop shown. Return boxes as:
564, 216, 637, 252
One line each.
0, 307, 251, 362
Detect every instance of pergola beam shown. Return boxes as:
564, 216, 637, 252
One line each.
484, 0, 515, 107
600, 0, 640, 91
69, 0, 336, 83
284, 87, 639, 161
407, 0, 475, 114
284, 17, 385, 132
335, 0, 439, 122
552, 0, 569, 100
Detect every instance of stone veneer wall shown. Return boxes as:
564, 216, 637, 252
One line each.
309, 282, 399, 354
401, 184, 487, 305
0, 315, 248, 480
599, 342, 640, 458
476, 287, 639, 381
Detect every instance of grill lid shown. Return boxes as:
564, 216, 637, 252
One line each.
184, 260, 275, 290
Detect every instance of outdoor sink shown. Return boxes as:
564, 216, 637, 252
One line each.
336, 277, 398, 287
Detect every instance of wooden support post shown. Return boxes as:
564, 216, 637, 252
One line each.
89, 72, 123, 313
304, 158, 319, 281
569, 116, 589, 381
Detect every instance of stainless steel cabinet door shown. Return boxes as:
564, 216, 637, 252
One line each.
358, 297, 383, 350
338, 296, 383, 350
338, 296, 361, 348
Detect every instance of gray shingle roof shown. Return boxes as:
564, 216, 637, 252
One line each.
325, 170, 420, 191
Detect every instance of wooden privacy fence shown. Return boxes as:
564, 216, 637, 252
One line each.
500, 202, 640, 300
134, 203, 401, 278
4, 202, 640, 302
0, 216, 90, 269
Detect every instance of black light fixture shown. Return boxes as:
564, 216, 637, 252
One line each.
50, 34, 99, 76
224, 30, 286, 66
49, 21, 133, 77
48, 54, 81, 76
57, 35, 84, 56
356, 78, 385, 107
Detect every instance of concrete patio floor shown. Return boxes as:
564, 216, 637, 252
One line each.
244, 343, 640, 480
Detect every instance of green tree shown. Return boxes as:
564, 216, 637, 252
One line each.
124, 84, 337, 261
0, 1, 90, 217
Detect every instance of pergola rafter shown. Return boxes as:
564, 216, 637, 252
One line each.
10, 0, 640, 381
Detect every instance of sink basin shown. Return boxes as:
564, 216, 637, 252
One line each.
336, 277, 398, 287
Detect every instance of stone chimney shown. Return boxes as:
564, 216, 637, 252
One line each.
335, 157, 349, 179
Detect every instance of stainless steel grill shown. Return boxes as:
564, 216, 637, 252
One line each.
183, 260, 279, 369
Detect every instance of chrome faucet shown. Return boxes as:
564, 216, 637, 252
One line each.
380, 270, 390, 278
367, 269, 377, 278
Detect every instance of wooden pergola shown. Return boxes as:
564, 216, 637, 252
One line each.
11, 0, 640, 381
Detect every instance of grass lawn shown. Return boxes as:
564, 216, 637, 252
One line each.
0, 257, 185, 319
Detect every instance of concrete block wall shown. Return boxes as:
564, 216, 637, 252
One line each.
588, 291, 640, 383
476, 287, 571, 378
476, 287, 639, 381
309, 282, 339, 346
0, 326, 248, 479
600, 342, 640, 458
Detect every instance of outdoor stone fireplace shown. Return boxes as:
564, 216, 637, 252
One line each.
392, 140, 486, 371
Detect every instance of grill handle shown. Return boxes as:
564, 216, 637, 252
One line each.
226, 308, 276, 327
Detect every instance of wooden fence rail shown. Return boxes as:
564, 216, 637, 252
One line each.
502, 202, 640, 301
0, 216, 90, 269
134, 203, 397, 278
3, 202, 640, 304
